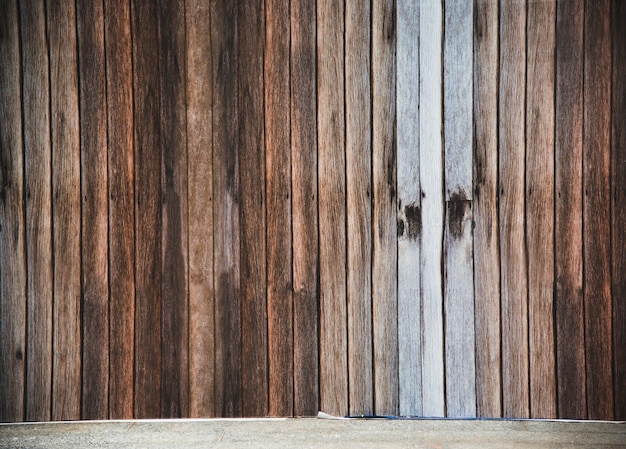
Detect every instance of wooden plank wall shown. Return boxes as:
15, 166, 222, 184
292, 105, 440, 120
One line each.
1, 0, 624, 421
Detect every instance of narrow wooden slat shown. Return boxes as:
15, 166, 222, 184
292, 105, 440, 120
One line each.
77, 0, 109, 420
526, 0, 556, 419
291, 0, 319, 416
0, 0, 26, 422
473, 0, 501, 419
20, 0, 53, 422
318, 0, 348, 417
499, 0, 529, 419
131, 0, 162, 418
158, 0, 189, 419
555, 0, 585, 419
212, 0, 241, 417
237, 0, 268, 417
48, 0, 82, 421
186, 0, 214, 418
346, 0, 373, 417
397, 0, 421, 418
419, 0, 444, 418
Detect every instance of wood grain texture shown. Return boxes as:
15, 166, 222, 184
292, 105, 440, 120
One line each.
473, 0, 501, 419
318, 0, 348, 418
186, 0, 214, 419
499, 0, 529, 419
77, 0, 109, 420
291, 0, 319, 417
583, 0, 613, 421
48, 0, 82, 421
131, 0, 162, 418
525, 0, 556, 419
0, 0, 26, 422
555, 0, 585, 419
419, 0, 445, 418
105, 0, 134, 420
237, 0, 268, 417
346, 0, 373, 417
396, 0, 421, 418
266, 0, 293, 417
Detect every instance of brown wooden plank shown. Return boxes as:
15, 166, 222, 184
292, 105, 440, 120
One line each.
105, 0, 135, 420
266, 0, 293, 417
77, 0, 109, 420
237, 0, 268, 417
583, 0, 613, 421
186, 0, 214, 419
346, 0, 373, 417
499, 0, 529, 418
131, 0, 162, 418
0, 0, 26, 422
158, 0, 189, 419
318, 0, 348, 417
48, 0, 82, 421
212, 0, 241, 418
525, 0, 556, 419
372, 0, 398, 416
19, 0, 53, 422
473, 0, 501, 419
291, 0, 319, 417
611, 0, 626, 421
555, 0, 585, 420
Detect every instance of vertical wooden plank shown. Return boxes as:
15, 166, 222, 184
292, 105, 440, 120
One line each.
186, 0, 214, 419
443, 0, 475, 418
105, 0, 134, 420
555, 0, 585, 420
48, 0, 82, 421
611, 0, 626, 421
77, 0, 109, 420
0, 0, 26, 422
583, 0, 613, 421
318, 0, 348, 417
526, 0, 556, 419
158, 0, 189, 419
212, 0, 241, 417
266, 0, 293, 417
419, 0, 444, 418
473, 0, 501, 419
20, 0, 53, 422
131, 0, 162, 418
499, 0, 529, 419
291, 0, 319, 417
397, 0, 421, 418
346, 0, 373, 417
237, 0, 268, 417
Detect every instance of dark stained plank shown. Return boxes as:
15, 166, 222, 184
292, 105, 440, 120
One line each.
77, 0, 109, 420
525, 0, 556, 419
346, 0, 373, 417
318, 0, 348, 417
212, 0, 241, 417
0, 0, 26, 422
186, 0, 214, 418
105, 0, 135, 420
131, 0, 162, 418
291, 0, 319, 417
237, 0, 268, 417
499, 0, 529, 418
48, 0, 82, 421
266, 0, 293, 417
473, 0, 501, 419
584, 0, 613, 421
555, 0, 585, 419
158, 0, 189, 419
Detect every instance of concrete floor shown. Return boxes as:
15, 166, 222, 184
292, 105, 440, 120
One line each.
1, 417, 625, 448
